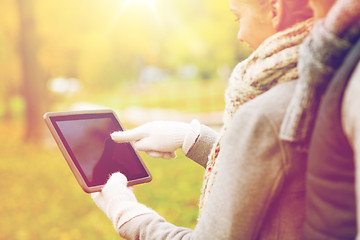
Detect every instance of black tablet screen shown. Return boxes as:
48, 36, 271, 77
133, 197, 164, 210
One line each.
50, 113, 149, 187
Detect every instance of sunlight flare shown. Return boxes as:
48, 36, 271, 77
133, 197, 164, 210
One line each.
105, 0, 159, 34
118, 0, 157, 17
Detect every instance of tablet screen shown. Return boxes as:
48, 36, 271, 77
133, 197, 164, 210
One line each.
49, 113, 150, 187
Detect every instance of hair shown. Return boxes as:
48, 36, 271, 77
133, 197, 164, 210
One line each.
280, 0, 313, 30
253, 0, 313, 30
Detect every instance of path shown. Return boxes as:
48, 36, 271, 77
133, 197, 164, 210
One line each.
70, 102, 223, 131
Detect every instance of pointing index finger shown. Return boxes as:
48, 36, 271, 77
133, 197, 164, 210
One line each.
110, 129, 145, 143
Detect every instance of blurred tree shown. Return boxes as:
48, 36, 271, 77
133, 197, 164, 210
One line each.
0, 0, 21, 121
16, 0, 46, 142
0, 0, 252, 126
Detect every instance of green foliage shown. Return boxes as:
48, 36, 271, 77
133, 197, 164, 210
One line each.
0, 0, 252, 141
0, 0, 250, 93
0, 121, 204, 239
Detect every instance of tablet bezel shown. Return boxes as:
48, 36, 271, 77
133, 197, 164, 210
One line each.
43, 109, 152, 193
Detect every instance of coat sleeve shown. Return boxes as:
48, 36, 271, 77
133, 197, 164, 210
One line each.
185, 124, 218, 168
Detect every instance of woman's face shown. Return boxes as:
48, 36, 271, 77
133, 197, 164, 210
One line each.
309, 0, 336, 19
230, 0, 276, 49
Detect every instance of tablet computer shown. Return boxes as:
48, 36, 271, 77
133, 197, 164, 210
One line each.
43, 109, 152, 193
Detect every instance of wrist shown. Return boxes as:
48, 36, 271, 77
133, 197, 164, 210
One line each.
110, 201, 157, 230
170, 122, 190, 150
182, 119, 201, 155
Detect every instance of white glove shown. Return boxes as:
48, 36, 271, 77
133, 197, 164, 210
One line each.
111, 119, 201, 159
91, 172, 156, 230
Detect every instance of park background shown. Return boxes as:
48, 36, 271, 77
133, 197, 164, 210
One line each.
0, 0, 252, 239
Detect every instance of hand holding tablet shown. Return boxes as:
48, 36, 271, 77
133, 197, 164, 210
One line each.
43, 109, 152, 193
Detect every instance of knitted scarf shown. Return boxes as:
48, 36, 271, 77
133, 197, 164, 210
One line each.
199, 18, 314, 213
280, 0, 360, 146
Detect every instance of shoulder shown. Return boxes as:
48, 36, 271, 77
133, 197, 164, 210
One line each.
221, 81, 297, 161
220, 81, 298, 169
232, 80, 297, 130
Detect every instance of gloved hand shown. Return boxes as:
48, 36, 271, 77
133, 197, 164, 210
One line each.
111, 119, 201, 159
91, 172, 156, 230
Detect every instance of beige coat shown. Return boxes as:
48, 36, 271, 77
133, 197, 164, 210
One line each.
118, 81, 307, 240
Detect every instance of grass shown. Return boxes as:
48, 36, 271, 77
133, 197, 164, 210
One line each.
1, 80, 225, 240
0, 121, 205, 240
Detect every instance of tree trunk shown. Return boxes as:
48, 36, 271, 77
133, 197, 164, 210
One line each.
16, 0, 46, 142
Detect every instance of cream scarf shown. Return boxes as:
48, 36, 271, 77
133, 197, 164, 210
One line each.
199, 18, 314, 213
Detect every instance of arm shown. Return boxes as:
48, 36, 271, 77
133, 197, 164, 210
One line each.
96, 104, 286, 240
341, 61, 360, 237
111, 119, 218, 167
92, 82, 299, 239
